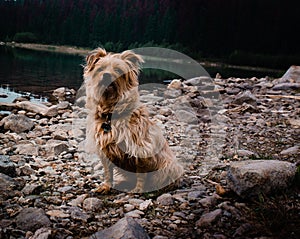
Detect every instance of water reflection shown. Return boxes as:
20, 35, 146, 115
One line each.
0, 85, 48, 103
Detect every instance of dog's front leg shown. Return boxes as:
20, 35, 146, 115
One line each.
94, 157, 113, 194
131, 171, 146, 193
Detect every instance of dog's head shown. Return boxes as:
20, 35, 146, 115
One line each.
83, 48, 144, 104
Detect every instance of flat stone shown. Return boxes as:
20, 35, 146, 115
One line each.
157, 193, 174, 206
69, 206, 90, 222
195, 209, 222, 227
164, 89, 182, 98
227, 160, 297, 198
140, 95, 164, 104
15, 207, 51, 232
21, 183, 42, 195
125, 209, 144, 218
46, 210, 70, 218
0, 155, 16, 177
280, 146, 299, 155
15, 143, 39, 156
187, 190, 206, 201
44, 140, 69, 156
68, 194, 88, 207
184, 76, 212, 86
175, 110, 198, 123
231, 90, 258, 106
30, 227, 52, 239
272, 83, 300, 91
139, 199, 152, 211
83, 197, 103, 212
57, 185, 73, 193
89, 217, 150, 239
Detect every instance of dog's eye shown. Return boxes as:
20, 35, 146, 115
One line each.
115, 68, 123, 76
96, 67, 104, 72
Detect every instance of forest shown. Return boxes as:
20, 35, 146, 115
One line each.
1, 0, 300, 68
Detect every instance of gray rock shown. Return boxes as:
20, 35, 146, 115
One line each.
187, 190, 205, 201
57, 185, 73, 193
175, 110, 198, 123
69, 207, 90, 222
44, 140, 69, 156
83, 197, 103, 212
128, 198, 145, 207
157, 193, 174, 206
15, 143, 39, 156
280, 65, 300, 83
140, 95, 164, 104
15, 207, 51, 232
280, 145, 299, 155
199, 194, 220, 208
0, 172, 21, 200
0, 114, 34, 133
184, 76, 212, 86
125, 209, 145, 218
0, 155, 16, 177
231, 90, 258, 106
19, 163, 36, 176
272, 83, 300, 91
195, 209, 222, 227
236, 149, 258, 158
21, 184, 42, 195
89, 217, 150, 239
30, 227, 52, 239
227, 160, 297, 198
16, 101, 49, 115
164, 89, 182, 98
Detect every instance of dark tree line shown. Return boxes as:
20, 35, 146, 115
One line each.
1, 0, 300, 65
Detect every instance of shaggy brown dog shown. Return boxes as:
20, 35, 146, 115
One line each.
83, 48, 183, 193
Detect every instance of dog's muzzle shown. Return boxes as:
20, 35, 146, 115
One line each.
101, 73, 113, 88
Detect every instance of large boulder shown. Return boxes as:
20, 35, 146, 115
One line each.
15, 207, 51, 232
0, 173, 22, 200
89, 217, 150, 239
0, 114, 34, 133
227, 160, 297, 198
280, 65, 300, 83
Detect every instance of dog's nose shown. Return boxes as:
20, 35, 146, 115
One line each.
102, 73, 112, 87
103, 73, 111, 82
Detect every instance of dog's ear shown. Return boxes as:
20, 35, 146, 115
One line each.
85, 48, 107, 72
120, 50, 144, 68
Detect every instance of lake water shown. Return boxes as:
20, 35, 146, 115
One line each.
0, 46, 284, 103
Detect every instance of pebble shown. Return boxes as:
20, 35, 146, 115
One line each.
156, 193, 174, 206
82, 197, 103, 212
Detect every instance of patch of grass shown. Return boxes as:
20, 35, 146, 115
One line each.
249, 189, 300, 239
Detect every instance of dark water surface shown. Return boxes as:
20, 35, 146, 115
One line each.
0, 46, 284, 102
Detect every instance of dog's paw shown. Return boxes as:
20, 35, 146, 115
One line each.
93, 183, 111, 194
130, 187, 144, 194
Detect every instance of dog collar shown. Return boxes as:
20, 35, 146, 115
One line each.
101, 113, 112, 133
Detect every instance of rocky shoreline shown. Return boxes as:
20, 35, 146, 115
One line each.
0, 66, 300, 239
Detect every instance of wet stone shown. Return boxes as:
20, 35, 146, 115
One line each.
0, 155, 16, 177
